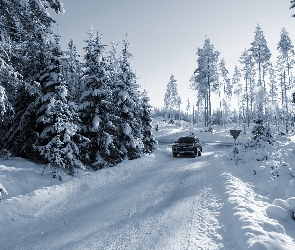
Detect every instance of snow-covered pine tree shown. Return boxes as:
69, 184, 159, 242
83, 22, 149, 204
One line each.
232, 65, 242, 123
34, 35, 86, 176
218, 58, 231, 126
186, 98, 191, 113
268, 64, 279, 104
239, 48, 256, 127
177, 96, 182, 122
290, 0, 295, 17
140, 90, 157, 153
219, 59, 232, 97
276, 27, 295, 132
80, 30, 122, 169
113, 39, 144, 160
267, 63, 279, 128
164, 74, 180, 121
185, 98, 191, 122
191, 36, 220, 127
250, 24, 271, 86
250, 24, 271, 118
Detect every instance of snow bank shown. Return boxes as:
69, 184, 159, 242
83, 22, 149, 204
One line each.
223, 173, 295, 249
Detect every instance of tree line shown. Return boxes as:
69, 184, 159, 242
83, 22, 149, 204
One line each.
163, 24, 295, 131
191, 25, 295, 131
0, 1, 156, 176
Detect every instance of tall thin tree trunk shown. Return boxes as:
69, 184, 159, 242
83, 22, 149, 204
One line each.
263, 67, 266, 116
285, 63, 291, 133
208, 77, 211, 127
249, 78, 253, 123
192, 104, 194, 126
280, 76, 284, 110
238, 95, 241, 125
219, 88, 222, 126
246, 77, 250, 128
204, 96, 207, 127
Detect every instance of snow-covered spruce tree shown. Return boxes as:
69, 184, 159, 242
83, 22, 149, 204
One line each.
113, 39, 144, 160
164, 74, 180, 122
0, 0, 63, 85
3, 81, 42, 158
191, 36, 220, 127
244, 117, 275, 161
0, 182, 8, 202
1, 0, 64, 158
5, 37, 57, 160
34, 35, 86, 176
80, 30, 122, 169
0, 37, 43, 157
0, 0, 64, 82
62, 39, 83, 102
0, 44, 22, 105
106, 41, 120, 79
0, 86, 14, 143
250, 118, 274, 147
140, 90, 157, 153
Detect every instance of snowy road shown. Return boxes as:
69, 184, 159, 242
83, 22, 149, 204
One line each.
2, 140, 295, 249
1, 144, 241, 250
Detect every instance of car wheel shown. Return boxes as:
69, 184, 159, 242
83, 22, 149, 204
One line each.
192, 150, 196, 158
198, 151, 201, 156
173, 152, 177, 157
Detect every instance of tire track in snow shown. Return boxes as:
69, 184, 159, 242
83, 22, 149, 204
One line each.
98, 158, 225, 250
95, 157, 200, 250
184, 186, 223, 250
181, 147, 237, 250
77, 148, 227, 250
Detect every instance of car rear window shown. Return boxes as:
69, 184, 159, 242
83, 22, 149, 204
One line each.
178, 137, 195, 143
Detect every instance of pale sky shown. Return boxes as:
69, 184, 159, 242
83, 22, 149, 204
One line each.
50, 0, 295, 110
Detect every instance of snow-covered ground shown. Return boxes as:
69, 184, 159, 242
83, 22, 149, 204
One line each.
0, 119, 295, 249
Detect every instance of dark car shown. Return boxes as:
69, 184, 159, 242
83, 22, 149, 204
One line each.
172, 136, 202, 158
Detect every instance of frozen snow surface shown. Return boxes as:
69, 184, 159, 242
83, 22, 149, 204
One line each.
0, 119, 295, 249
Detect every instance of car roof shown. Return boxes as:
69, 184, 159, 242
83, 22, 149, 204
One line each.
177, 137, 195, 142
